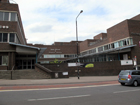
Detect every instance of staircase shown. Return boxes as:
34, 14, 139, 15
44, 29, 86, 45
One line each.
0, 69, 51, 79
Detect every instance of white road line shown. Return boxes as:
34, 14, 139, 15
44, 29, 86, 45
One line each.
114, 89, 140, 94
28, 94, 91, 101
0, 84, 119, 93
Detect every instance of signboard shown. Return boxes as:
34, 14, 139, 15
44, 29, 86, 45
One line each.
121, 60, 133, 65
68, 63, 77, 67
68, 63, 94, 68
85, 63, 94, 68
68, 63, 81, 67
63, 72, 68, 75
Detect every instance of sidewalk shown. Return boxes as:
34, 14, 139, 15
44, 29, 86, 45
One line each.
0, 76, 118, 86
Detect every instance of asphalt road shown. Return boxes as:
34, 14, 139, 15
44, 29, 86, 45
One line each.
0, 84, 140, 105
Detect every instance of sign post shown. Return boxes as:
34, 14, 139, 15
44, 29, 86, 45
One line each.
134, 56, 138, 70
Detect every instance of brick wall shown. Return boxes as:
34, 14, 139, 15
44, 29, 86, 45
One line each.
42, 61, 134, 76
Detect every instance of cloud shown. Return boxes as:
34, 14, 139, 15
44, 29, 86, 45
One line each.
30, 24, 53, 33
15, 0, 140, 45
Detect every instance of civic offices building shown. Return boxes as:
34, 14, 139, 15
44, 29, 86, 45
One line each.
0, 0, 140, 72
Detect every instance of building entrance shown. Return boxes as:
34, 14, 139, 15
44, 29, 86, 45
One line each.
16, 54, 36, 70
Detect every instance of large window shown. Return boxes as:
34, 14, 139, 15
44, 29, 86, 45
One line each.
0, 56, 8, 65
0, 33, 16, 42
0, 11, 17, 21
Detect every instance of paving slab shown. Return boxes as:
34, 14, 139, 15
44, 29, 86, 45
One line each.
0, 76, 118, 86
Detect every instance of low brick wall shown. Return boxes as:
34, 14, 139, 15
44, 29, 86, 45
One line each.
42, 61, 134, 76
0, 66, 8, 70
0, 70, 51, 79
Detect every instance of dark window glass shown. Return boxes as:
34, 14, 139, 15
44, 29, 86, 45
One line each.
104, 45, 108, 50
11, 12, 16, 21
4, 12, 9, 21
9, 33, 15, 42
111, 43, 114, 48
123, 40, 127, 45
132, 71, 140, 75
0, 12, 3, 21
0, 33, 2, 42
98, 47, 103, 52
3, 33, 8, 42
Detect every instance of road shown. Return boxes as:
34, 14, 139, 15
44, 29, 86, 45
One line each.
0, 84, 140, 105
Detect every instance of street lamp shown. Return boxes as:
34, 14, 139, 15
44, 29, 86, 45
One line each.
76, 10, 83, 79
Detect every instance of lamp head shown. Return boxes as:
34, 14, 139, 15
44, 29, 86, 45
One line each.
80, 10, 83, 13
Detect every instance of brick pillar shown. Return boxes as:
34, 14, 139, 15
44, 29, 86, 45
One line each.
8, 52, 11, 70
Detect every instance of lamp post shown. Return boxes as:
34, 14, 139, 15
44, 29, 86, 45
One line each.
76, 10, 83, 79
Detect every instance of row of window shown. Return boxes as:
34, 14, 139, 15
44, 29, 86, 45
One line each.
0, 11, 17, 21
81, 38, 133, 56
0, 56, 8, 66
0, 33, 19, 43
43, 54, 77, 58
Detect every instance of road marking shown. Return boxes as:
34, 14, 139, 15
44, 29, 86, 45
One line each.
28, 94, 91, 101
114, 89, 140, 94
0, 84, 119, 92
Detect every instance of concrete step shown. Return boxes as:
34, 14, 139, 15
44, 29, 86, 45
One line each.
0, 69, 51, 79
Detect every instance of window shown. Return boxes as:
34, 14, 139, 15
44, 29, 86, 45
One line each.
111, 43, 114, 48
123, 40, 127, 46
3, 33, 8, 42
0, 11, 17, 21
11, 12, 16, 21
98, 46, 103, 52
4, 12, 9, 21
104, 45, 108, 50
114, 42, 119, 48
0, 56, 8, 65
119, 40, 123, 47
9, 33, 15, 42
0, 12, 3, 21
132, 71, 140, 75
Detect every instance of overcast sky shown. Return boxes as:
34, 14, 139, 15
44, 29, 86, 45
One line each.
14, 0, 140, 45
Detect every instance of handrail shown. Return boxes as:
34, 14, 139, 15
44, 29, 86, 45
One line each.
35, 63, 52, 73
11, 65, 15, 71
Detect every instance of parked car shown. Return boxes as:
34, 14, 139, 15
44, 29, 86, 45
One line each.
118, 70, 140, 87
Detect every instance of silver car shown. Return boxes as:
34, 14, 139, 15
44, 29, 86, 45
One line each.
118, 70, 140, 87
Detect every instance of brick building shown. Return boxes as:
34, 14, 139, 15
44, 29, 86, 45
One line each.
0, 0, 140, 78
0, 0, 40, 70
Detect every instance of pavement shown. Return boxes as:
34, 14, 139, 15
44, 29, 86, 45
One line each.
0, 76, 118, 86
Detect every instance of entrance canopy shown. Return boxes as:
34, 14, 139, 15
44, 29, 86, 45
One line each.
9, 42, 40, 54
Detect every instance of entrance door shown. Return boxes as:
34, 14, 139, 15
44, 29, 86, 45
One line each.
16, 54, 36, 70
